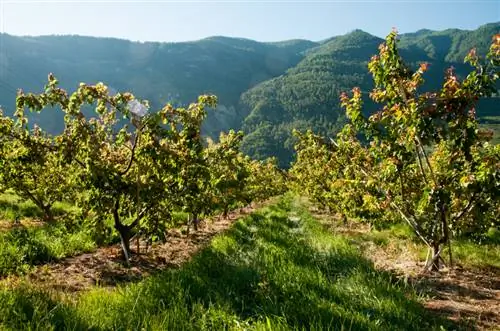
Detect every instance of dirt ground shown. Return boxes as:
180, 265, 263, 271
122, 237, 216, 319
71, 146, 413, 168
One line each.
2, 202, 267, 292
0, 218, 44, 232
312, 209, 500, 331
363, 236, 500, 330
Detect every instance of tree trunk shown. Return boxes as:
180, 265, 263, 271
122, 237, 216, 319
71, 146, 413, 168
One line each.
427, 198, 449, 272
23, 191, 53, 223
42, 205, 54, 223
430, 243, 440, 272
342, 214, 348, 226
186, 214, 191, 236
113, 200, 132, 265
193, 213, 199, 231
440, 202, 452, 269
117, 226, 131, 264
223, 207, 229, 219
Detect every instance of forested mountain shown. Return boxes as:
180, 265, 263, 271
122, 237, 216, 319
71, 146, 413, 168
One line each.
0, 34, 313, 136
0, 22, 498, 167
240, 23, 500, 166
239, 30, 383, 165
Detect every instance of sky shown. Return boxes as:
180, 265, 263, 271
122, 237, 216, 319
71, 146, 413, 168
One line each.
0, 0, 498, 43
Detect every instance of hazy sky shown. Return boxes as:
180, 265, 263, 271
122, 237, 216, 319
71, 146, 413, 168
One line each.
0, 1, 499, 42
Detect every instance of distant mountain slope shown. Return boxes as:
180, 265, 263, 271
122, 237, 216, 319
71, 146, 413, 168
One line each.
0, 34, 308, 135
239, 23, 500, 167
397, 22, 500, 62
239, 30, 383, 165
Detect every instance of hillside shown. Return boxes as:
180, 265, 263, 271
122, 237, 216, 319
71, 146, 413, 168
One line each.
239, 23, 500, 166
1, 22, 498, 166
0, 34, 311, 136
239, 30, 383, 166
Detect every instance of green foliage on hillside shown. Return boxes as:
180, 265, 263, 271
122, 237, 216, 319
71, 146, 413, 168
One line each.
240, 30, 381, 167
240, 23, 500, 167
397, 22, 500, 62
0, 34, 309, 137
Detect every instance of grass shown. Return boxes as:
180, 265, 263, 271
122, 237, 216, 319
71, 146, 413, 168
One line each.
0, 191, 96, 277
0, 191, 79, 222
344, 221, 500, 272
0, 192, 97, 278
479, 116, 500, 145
0, 221, 96, 277
0, 194, 454, 330
442, 240, 500, 270
0, 192, 250, 278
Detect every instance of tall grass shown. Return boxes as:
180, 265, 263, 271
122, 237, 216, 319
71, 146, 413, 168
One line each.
0, 195, 454, 330
0, 191, 78, 222
0, 192, 96, 276
0, 222, 96, 277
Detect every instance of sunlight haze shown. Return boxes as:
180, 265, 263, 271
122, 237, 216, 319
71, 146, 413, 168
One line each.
1, 1, 499, 42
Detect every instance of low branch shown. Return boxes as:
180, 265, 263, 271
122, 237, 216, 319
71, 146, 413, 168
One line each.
73, 157, 86, 169
390, 202, 431, 249
415, 136, 437, 187
128, 206, 150, 231
22, 189, 44, 211
451, 193, 477, 223
425, 247, 448, 272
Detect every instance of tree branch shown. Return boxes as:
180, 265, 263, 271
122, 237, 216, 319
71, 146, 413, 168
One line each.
128, 205, 149, 231
113, 198, 122, 229
390, 201, 432, 249
22, 189, 43, 210
451, 193, 477, 224
415, 144, 429, 185
415, 136, 437, 187
119, 131, 140, 176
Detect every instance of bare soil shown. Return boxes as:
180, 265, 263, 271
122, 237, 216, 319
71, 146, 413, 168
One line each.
311, 208, 500, 331
2, 202, 268, 292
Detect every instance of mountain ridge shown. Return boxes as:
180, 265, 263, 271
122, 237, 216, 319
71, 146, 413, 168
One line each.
238, 22, 499, 166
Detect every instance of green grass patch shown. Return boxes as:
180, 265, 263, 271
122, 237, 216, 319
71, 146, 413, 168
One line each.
368, 225, 500, 271
414, 240, 500, 271
443, 240, 500, 270
0, 195, 454, 330
346, 221, 500, 272
171, 211, 190, 227
479, 121, 500, 145
0, 222, 96, 277
352, 223, 416, 248
0, 191, 78, 222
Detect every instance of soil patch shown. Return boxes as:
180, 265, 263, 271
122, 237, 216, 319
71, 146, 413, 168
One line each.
2, 202, 268, 292
310, 207, 500, 331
